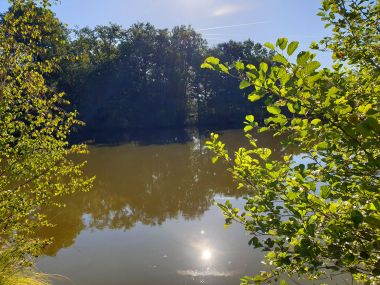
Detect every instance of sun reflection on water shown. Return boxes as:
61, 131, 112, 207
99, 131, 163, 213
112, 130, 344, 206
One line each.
201, 248, 212, 261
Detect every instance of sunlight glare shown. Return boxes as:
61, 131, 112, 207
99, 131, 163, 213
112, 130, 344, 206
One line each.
201, 248, 212, 261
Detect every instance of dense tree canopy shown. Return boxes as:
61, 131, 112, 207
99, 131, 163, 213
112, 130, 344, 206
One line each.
47, 23, 274, 137
204, 0, 379, 284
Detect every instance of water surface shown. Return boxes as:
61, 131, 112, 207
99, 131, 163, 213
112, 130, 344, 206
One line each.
37, 129, 351, 285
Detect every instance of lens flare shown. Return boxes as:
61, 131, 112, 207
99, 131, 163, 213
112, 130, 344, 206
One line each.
201, 248, 212, 260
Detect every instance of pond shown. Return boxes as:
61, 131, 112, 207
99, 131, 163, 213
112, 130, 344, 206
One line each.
36, 129, 352, 285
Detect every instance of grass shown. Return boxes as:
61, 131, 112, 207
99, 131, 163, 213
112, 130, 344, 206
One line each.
1, 273, 50, 285
0, 248, 50, 285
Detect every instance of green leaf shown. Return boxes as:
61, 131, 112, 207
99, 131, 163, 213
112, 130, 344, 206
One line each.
246, 64, 257, 70
264, 42, 275, 50
235, 61, 244, 71
287, 102, 295, 113
239, 80, 251, 89
248, 93, 261, 102
278, 68, 291, 85
311, 118, 321, 125
304, 61, 321, 74
246, 71, 258, 81
364, 117, 380, 132
252, 275, 267, 282
258, 127, 269, 133
322, 0, 331, 11
267, 105, 281, 115
218, 64, 229, 74
273, 54, 288, 65
287, 41, 299, 56
297, 51, 309, 65
246, 115, 255, 123
365, 215, 380, 227
320, 185, 331, 199
276, 38, 288, 50
351, 210, 364, 227
327, 86, 340, 97
369, 202, 380, 211
205, 56, 220, 65
248, 236, 261, 248
200, 63, 214, 70
258, 148, 272, 160
316, 141, 329, 150
310, 41, 319, 49
358, 103, 372, 114
266, 251, 276, 259
260, 62, 268, 73
244, 125, 253, 132
268, 114, 287, 125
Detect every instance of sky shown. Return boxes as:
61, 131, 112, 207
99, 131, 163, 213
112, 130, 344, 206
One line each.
0, 0, 332, 65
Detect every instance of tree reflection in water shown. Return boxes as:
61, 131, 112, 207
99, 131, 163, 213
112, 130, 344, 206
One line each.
38, 129, 284, 256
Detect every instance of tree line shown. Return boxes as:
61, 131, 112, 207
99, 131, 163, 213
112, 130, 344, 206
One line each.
13, 3, 274, 136
62, 25, 274, 134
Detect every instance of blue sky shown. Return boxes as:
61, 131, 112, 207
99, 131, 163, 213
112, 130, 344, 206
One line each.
0, 0, 332, 65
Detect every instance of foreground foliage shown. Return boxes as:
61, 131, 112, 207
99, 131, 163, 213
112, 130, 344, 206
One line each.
203, 0, 379, 283
0, 0, 92, 279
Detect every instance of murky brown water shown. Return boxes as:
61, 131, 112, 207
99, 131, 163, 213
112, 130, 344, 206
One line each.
36, 129, 352, 285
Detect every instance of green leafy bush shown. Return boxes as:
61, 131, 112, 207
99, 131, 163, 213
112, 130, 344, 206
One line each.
203, 0, 379, 283
0, 0, 93, 277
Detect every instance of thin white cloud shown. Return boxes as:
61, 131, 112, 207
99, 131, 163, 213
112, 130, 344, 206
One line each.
201, 33, 233, 36
196, 21, 270, 32
212, 4, 243, 17
203, 37, 229, 41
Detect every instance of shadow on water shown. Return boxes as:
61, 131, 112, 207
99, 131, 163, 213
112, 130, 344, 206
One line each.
125, 128, 196, 146
71, 127, 194, 146
70, 124, 246, 146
